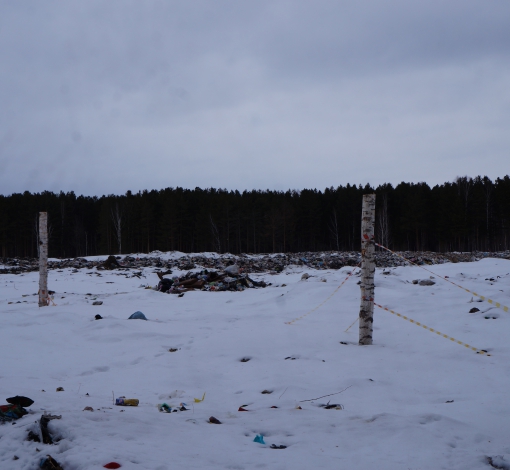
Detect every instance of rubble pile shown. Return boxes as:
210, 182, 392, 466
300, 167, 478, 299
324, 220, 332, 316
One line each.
1, 250, 509, 275
157, 268, 268, 294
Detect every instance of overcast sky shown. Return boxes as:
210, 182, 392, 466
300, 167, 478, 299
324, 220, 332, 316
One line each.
1, 0, 509, 196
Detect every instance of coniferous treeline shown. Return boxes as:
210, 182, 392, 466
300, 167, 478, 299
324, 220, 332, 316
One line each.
1, 176, 509, 259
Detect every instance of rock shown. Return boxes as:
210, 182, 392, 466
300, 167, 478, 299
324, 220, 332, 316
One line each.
418, 279, 435, 286
209, 416, 221, 424
469, 307, 480, 313
92, 301, 103, 306
301, 273, 310, 280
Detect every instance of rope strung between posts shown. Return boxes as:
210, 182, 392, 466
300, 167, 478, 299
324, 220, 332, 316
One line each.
285, 263, 361, 325
374, 301, 490, 356
374, 242, 510, 314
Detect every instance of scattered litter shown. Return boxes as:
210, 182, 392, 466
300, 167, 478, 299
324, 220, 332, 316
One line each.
56, 387, 64, 392
208, 416, 221, 424
92, 301, 103, 305
253, 434, 266, 444
39, 454, 64, 469
168, 348, 179, 352
27, 430, 40, 442
128, 311, 147, 320
224, 264, 240, 275
156, 267, 266, 295
3, 250, 508, 277
104, 463, 122, 469
40, 414, 62, 444
115, 397, 139, 406
194, 393, 206, 403
101, 255, 121, 270
159, 390, 185, 400
95, 314, 103, 320
157, 403, 172, 413
0, 403, 28, 423
240, 357, 251, 362
261, 390, 273, 394
156, 402, 187, 413
469, 308, 480, 313
83, 407, 94, 412
320, 403, 344, 410
238, 406, 249, 412
487, 456, 510, 470
445, 400, 454, 403
270, 444, 287, 449
7, 396, 33, 407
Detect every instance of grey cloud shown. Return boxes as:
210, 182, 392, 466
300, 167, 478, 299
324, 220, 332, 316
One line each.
0, 1, 509, 195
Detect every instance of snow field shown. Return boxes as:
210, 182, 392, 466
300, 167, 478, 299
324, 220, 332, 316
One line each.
1, 258, 509, 469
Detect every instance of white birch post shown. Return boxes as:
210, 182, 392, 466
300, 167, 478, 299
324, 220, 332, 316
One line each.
359, 194, 376, 345
38, 212, 49, 307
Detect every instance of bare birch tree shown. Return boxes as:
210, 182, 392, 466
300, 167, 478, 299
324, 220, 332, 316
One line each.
111, 203, 123, 255
210, 214, 221, 253
483, 176, 493, 242
329, 209, 340, 251
377, 193, 390, 248
34, 214, 40, 257
38, 212, 49, 307
359, 194, 376, 345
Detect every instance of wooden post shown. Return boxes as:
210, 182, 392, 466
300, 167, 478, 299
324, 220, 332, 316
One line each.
38, 212, 49, 307
359, 194, 376, 345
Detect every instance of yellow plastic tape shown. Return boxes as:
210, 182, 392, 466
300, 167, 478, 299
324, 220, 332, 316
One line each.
375, 243, 509, 313
374, 302, 489, 355
286, 265, 360, 325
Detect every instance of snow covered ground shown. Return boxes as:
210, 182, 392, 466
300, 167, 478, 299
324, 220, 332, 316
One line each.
1, 256, 509, 470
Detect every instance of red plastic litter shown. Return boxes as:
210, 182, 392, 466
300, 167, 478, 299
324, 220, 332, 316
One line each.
104, 463, 121, 469
238, 407, 249, 412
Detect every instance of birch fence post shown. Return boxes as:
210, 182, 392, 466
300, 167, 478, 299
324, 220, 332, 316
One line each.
359, 194, 376, 345
38, 212, 49, 307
